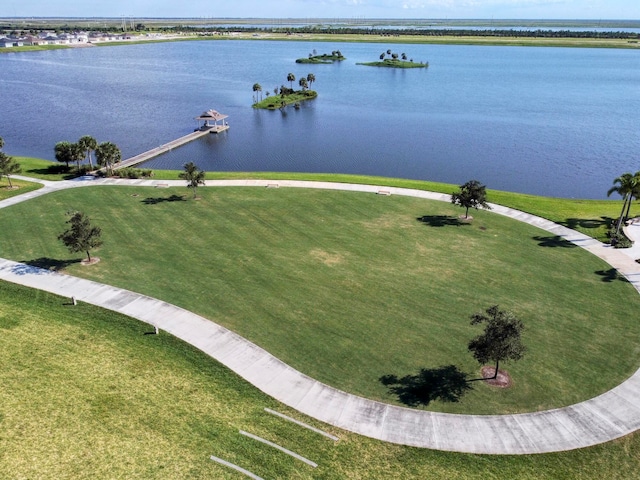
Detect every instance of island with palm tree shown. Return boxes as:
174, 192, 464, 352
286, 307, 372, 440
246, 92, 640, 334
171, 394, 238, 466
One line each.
296, 49, 345, 64
358, 49, 429, 68
252, 73, 318, 110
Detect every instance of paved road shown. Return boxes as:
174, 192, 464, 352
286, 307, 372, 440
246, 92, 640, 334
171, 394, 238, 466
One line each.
2, 176, 640, 454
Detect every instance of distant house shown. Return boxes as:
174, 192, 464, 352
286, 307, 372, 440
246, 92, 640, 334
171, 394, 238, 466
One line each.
24, 35, 41, 46
0, 37, 24, 47
42, 36, 56, 45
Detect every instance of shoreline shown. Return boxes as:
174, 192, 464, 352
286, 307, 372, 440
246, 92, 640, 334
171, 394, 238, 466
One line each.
2, 31, 639, 53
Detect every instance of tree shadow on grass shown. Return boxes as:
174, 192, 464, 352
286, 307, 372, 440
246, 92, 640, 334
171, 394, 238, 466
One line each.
560, 217, 613, 231
379, 365, 473, 407
595, 268, 627, 283
25, 165, 79, 180
141, 194, 185, 205
532, 235, 578, 248
416, 215, 470, 228
19, 257, 81, 273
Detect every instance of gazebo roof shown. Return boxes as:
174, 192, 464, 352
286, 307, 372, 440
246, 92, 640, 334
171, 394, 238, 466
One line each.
196, 109, 228, 121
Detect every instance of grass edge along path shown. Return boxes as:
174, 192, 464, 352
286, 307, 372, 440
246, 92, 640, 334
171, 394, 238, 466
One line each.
14, 157, 633, 243
3, 280, 640, 478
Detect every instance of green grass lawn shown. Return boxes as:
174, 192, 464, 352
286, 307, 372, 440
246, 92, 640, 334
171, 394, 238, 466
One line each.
14, 159, 630, 243
3, 280, 640, 479
15, 156, 79, 181
0, 178, 42, 200
1, 186, 639, 415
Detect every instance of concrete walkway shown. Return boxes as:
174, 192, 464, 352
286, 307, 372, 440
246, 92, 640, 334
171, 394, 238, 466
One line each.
2, 177, 640, 454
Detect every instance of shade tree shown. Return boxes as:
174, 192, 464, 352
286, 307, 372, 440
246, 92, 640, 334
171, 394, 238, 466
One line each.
58, 211, 103, 263
468, 305, 526, 379
54, 141, 74, 168
451, 180, 491, 219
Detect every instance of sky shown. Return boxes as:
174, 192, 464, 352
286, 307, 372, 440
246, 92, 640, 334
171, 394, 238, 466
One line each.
3, 0, 639, 21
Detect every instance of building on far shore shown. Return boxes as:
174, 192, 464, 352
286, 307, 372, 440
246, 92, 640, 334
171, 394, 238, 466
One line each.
0, 31, 128, 48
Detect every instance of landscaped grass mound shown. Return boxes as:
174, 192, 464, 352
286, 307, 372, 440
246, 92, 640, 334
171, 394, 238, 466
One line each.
0, 186, 639, 415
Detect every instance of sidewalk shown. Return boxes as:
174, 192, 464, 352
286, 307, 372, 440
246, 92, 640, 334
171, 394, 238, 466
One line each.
1, 177, 640, 454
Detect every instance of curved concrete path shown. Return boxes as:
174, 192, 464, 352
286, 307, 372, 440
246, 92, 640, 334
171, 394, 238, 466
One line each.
2, 176, 640, 454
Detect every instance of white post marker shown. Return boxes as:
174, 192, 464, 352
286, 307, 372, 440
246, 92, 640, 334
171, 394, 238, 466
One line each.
239, 430, 318, 468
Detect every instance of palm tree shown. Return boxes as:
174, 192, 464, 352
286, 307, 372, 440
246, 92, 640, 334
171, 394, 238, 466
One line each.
95, 141, 121, 176
607, 172, 640, 235
179, 162, 206, 199
306, 73, 315, 88
69, 142, 85, 171
298, 77, 308, 91
54, 141, 73, 168
0, 151, 22, 188
252, 83, 262, 102
287, 73, 295, 90
78, 135, 98, 169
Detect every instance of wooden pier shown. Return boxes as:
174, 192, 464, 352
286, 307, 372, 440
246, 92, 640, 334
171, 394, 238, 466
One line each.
114, 110, 229, 170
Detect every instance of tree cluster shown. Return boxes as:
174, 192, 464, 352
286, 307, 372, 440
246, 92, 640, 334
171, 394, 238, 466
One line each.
607, 171, 640, 242
54, 136, 121, 175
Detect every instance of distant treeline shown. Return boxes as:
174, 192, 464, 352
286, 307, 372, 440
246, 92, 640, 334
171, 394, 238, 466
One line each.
209, 26, 640, 40
2, 23, 638, 40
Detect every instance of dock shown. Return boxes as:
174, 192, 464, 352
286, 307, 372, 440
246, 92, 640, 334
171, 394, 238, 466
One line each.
114, 109, 229, 170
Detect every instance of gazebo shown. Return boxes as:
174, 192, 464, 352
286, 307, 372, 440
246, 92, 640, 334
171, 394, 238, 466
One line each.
195, 109, 229, 132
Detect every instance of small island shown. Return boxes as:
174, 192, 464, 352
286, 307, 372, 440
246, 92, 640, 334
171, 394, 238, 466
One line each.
296, 49, 345, 64
252, 73, 318, 110
358, 49, 428, 68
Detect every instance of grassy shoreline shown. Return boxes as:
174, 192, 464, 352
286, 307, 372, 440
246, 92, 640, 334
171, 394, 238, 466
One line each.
252, 90, 317, 109
2, 32, 639, 52
357, 59, 429, 68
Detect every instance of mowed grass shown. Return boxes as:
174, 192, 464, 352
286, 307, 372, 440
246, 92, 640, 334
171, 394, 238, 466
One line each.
0, 177, 42, 201
15, 156, 78, 181
4, 281, 640, 479
1, 186, 639, 415
16, 158, 631, 242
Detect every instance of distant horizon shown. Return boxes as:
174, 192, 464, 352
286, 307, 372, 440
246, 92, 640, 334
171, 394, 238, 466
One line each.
2, 0, 638, 22
2, 16, 639, 23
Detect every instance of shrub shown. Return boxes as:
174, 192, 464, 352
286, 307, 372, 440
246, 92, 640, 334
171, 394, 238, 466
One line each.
111, 168, 154, 179
607, 222, 634, 248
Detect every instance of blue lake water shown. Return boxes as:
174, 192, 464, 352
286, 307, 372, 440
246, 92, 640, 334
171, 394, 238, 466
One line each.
1, 40, 639, 198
